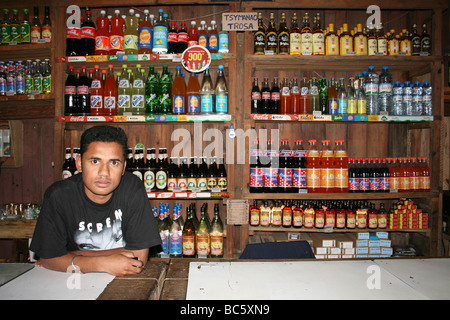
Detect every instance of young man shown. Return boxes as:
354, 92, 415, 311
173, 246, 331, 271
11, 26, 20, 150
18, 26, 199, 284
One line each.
30, 125, 161, 276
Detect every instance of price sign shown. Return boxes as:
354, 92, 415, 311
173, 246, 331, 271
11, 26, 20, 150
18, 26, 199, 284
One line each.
181, 45, 211, 73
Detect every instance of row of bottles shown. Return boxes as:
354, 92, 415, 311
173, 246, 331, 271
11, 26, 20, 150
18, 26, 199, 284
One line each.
251, 66, 433, 116
254, 11, 431, 56
0, 59, 51, 96
64, 63, 228, 116
66, 7, 229, 57
155, 202, 224, 258
249, 199, 388, 229
1, 7, 51, 44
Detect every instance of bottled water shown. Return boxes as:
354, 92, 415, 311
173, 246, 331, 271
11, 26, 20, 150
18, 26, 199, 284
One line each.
365, 66, 379, 115
403, 81, 413, 115
412, 81, 423, 115
391, 81, 404, 115
422, 81, 433, 116
378, 66, 392, 114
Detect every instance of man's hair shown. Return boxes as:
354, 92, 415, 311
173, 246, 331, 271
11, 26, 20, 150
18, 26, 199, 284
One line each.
80, 125, 128, 160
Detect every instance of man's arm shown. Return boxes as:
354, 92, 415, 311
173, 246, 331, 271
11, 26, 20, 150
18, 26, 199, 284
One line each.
37, 248, 148, 276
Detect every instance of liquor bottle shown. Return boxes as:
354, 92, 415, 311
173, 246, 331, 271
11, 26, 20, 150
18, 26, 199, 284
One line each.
177, 21, 188, 53
169, 208, 183, 257
210, 204, 224, 258
200, 67, 214, 114
138, 9, 153, 54
421, 23, 431, 55
270, 77, 280, 114
300, 13, 313, 55
32, 59, 43, 94
196, 204, 211, 258
260, 77, 271, 114
24, 60, 33, 94
337, 77, 347, 114
376, 23, 387, 55
265, 12, 277, 54
217, 157, 228, 191
251, 77, 261, 114
132, 65, 145, 115
30, 7, 41, 44
41, 6, 52, 43
144, 148, 156, 192
277, 12, 289, 55
159, 64, 172, 114
400, 29, 411, 56
41, 59, 51, 94
110, 10, 125, 55
215, 65, 228, 114
367, 26, 377, 56
103, 65, 117, 116
208, 20, 219, 53
354, 24, 367, 56
156, 148, 168, 191
182, 206, 196, 257
339, 23, 353, 56
312, 13, 324, 55
19, 9, 31, 44
153, 9, 168, 54
289, 13, 301, 55
64, 66, 77, 115
325, 23, 339, 56
411, 24, 421, 56
167, 21, 178, 54
388, 29, 399, 56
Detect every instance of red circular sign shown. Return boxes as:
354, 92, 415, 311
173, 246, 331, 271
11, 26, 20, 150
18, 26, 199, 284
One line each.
181, 45, 212, 73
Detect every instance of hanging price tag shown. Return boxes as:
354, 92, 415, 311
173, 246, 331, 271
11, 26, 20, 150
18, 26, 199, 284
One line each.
181, 45, 211, 73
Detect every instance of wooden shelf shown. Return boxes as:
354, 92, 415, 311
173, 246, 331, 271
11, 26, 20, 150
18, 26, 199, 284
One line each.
249, 226, 430, 234
0, 219, 36, 239
243, 191, 439, 200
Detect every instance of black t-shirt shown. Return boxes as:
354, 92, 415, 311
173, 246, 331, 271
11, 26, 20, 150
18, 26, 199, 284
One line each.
30, 172, 161, 259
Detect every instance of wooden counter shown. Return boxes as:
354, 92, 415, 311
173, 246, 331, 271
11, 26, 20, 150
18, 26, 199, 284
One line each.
0, 220, 36, 239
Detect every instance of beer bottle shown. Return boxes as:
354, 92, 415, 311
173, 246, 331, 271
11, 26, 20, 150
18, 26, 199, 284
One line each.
420, 23, 431, 55
376, 23, 387, 56
265, 12, 277, 54
144, 148, 156, 192
277, 12, 289, 55
197, 156, 208, 191
182, 206, 196, 258
126, 148, 134, 174
178, 157, 189, 191
254, 12, 265, 55
312, 13, 324, 55
251, 77, 261, 114
196, 204, 211, 258
354, 24, 367, 56
325, 23, 339, 56
207, 157, 218, 191
156, 148, 168, 191
289, 13, 301, 55
260, 77, 271, 114
339, 23, 353, 56
167, 157, 178, 191
217, 157, 227, 191
300, 13, 313, 55
62, 148, 74, 180
132, 147, 145, 181
188, 156, 199, 191
210, 203, 224, 258
367, 26, 378, 56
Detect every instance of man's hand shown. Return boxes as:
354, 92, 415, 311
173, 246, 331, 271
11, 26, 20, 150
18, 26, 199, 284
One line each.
97, 252, 145, 277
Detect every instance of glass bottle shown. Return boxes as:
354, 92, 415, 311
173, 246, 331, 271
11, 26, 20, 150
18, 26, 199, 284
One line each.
300, 13, 313, 55
312, 13, 324, 55
354, 23, 367, 56
254, 12, 266, 55
376, 22, 387, 55
289, 13, 301, 55
277, 12, 289, 55
411, 24, 421, 56
196, 204, 211, 258
41, 6, 52, 43
265, 12, 277, 54
421, 23, 431, 55
215, 65, 228, 114
182, 206, 196, 258
325, 23, 339, 55
210, 203, 224, 258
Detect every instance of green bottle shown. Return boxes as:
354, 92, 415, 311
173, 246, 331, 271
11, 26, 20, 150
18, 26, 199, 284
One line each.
1, 9, 11, 45
20, 9, 31, 44
117, 65, 132, 115
210, 203, 224, 258
145, 64, 160, 115
33, 60, 43, 93
196, 203, 211, 258
10, 9, 20, 43
159, 64, 172, 114
318, 77, 328, 114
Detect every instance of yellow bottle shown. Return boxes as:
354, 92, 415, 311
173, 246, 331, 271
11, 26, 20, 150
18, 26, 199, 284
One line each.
300, 13, 313, 55
339, 23, 353, 55
325, 23, 339, 56
354, 23, 367, 56
312, 13, 324, 55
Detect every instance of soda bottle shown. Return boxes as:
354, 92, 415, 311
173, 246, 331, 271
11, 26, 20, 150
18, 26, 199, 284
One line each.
300, 77, 310, 114
249, 139, 263, 193
186, 72, 201, 114
318, 77, 328, 114
145, 64, 160, 114
378, 66, 393, 114
334, 139, 348, 193
218, 21, 229, 54
32, 59, 43, 93
90, 65, 104, 115
187, 156, 198, 191
359, 158, 370, 192
30, 7, 41, 44
15, 63, 25, 95
306, 139, 321, 193
365, 66, 379, 115
188, 21, 198, 47
398, 157, 410, 192
278, 139, 293, 193
215, 65, 228, 114
138, 9, 153, 54
290, 78, 300, 115
110, 10, 125, 55
199, 68, 214, 114
337, 78, 347, 114
10, 10, 20, 44
280, 77, 291, 114
368, 158, 380, 192
198, 21, 208, 48
177, 21, 188, 53
20, 9, 31, 44
81, 9, 95, 55
328, 78, 338, 114
208, 20, 219, 53
357, 76, 367, 114
410, 157, 420, 192
77, 65, 90, 115
172, 65, 186, 115
379, 157, 390, 193
167, 21, 178, 54
389, 157, 400, 192
153, 9, 168, 54
260, 77, 271, 114
1, 9, 11, 45
264, 139, 279, 193
41, 6, 52, 43
348, 158, 358, 192
64, 66, 78, 115
124, 9, 138, 55
292, 139, 307, 192
117, 65, 132, 115
251, 77, 261, 114
131, 65, 145, 115
159, 64, 172, 114
103, 64, 117, 116
309, 77, 320, 113
346, 77, 357, 114
270, 77, 280, 114
23, 60, 33, 94
320, 139, 335, 193
66, 10, 81, 56
95, 10, 110, 55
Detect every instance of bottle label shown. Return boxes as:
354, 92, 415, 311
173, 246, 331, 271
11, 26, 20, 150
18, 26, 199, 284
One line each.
254, 31, 266, 54
359, 178, 369, 191
104, 96, 116, 111
201, 94, 213, 113
156, 170, 167, 189
312, 33, 324, 54
216, 94, 228, 113
77, 85, 89, 95
329, 99, 338, 114
41, 26, 52, 42
278, 31, 289, 54
177, 178, 188, 190
339, 35, 353, 55
30, 26, 40, 43
292, 168, 307, 188
167, 177, 177, 191
188, 95, 200, 113
326, 35, 338, 55
368, 39, 378, 55
266, 31, 277, 51
81, 26, 95, 39
338, 99, 347, 114
182, 234, 195, 256
197, 177, 207, 190
139, 26, 153, 49
306, 167, 320, 189
198, 34, 208, 47
196, 234, 210, 256
263, 168, 278, 188
289, 33, 301, 54
133, 170, 143, 181
110, 35, 124, 51
173, 95, 185, 113
169, 231, 182, 255
250, 168, 263, 188
124, 34, 138, 50
20, 25, 31, 43
65, 86, 76, 95
301, 33, 312, 54
144, 170, 155, 191
219, 32, 229, 53
357, 99, 367, 114
378, 39, 387, 55
66, 27, 81, 39
320, 167, 335, 189
178, 31, 188, 42
90, 95, 103, 109
334, 168, 348, 189
379, 177, 389, 191
208, 34, 218, 51
132, 94, 145, 109
369, 177, 380, 191
349, 177, 359, 191
118, 94, 131, 109
347, 99, 357, 113
43, 76, 51, 93
210, 235, 223, 256
160, 230, 169, 254
355, 35, 367, 55
153, 26, 168, 50
390, 177, 399, 190
187, 178, 197, 189
96, 35, 110, 51
293, 211, 303, 227
379, 83, 392, 94
277, 168, 292, 187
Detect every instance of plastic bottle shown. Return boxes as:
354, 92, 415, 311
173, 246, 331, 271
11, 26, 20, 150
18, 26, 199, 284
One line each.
379, 157, 390, 192
389, 157, 400, 192
320, 139, 335, 193
378, 66, 392, 114
337, 77, 347, 114
403, 81, 413, 115
95, 10, 110, 55
292, 139, 307, 192
172, 66, 186, 114
167, 21, 178, 54
391, 81, 403, 115
177, 21, 188, 53
358, 158, 370, 192
110, 10, 125, 55
365, 66, 379, 115
419, 157, 430, 192
124, 9, 139, 55
280, 77, 291, 114
300, 77, 310, 114
131, 65, 145, 115
81, 9, 95, 56
198, 21, 208, 48
102, 65, 117, 116
334, 139, 348, 193
348, 158, 359, 192
422, 81, 433, 116
153, 9, 168, 54
398, 157, 410, 192
77, 66, 90, 115
138, 9, 153, 54
66, 9, 81, 56
215, 65, 228, 114
117, 65, 132, 115
64, 66, 77, 115
145, 64, 159, 114
410, 157, 420, 192
0, 62, 7, 96
264, 139, 279, 193
412, 80, 423, 115
186, 72, 201, 114
306, 139, 321, 193
90, 65, 104, 115
278, 139, 293, 193
208, 20, 219, 53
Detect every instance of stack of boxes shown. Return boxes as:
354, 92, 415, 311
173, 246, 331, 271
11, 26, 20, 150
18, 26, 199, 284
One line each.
314, 232, 393, 259
388, 199, 428, 230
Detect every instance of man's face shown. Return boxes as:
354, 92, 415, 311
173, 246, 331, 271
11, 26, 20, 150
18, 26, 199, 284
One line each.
75, 141, 126, 204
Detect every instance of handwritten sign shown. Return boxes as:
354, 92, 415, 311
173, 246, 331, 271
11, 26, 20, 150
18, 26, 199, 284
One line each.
222, 12, 258, 31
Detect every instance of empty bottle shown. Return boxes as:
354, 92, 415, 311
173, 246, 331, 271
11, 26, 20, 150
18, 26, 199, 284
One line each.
365, 66, 379, 115
378, 66, 392, 114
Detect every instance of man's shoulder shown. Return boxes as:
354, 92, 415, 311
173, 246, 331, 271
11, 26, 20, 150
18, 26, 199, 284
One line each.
44, 174, 81, 199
